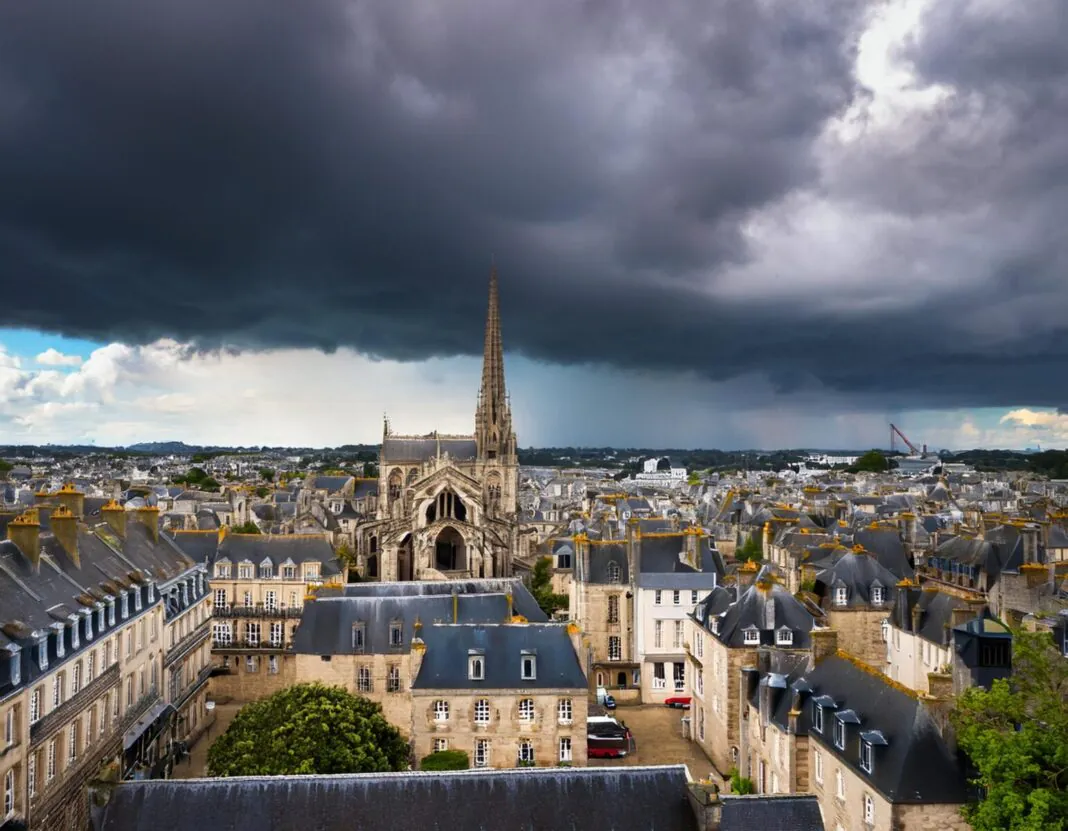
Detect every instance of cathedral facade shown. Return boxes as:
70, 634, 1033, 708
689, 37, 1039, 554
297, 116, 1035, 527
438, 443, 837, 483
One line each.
358, 270, 520, 581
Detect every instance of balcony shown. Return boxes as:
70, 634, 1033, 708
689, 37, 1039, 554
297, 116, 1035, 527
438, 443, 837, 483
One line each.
30, 663, 121, 746
171, 665, 214, 712
211, 638, 291, 652
211, 604, 303, 619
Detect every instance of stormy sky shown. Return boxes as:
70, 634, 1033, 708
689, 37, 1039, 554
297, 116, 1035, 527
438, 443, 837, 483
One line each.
0, 0, 1066, 448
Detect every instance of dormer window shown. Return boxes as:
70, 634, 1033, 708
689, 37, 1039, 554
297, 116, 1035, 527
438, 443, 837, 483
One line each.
870, 585, 885, 605
96, 606, 105, 632
238, 562, 253, 579
107, 600, 116, 627
860, 740, 873, 773
711, 617, 720, 635
834, 717, 846, 749
743, 626, 760, 646
216, 563, 231, 579
259, 559, 274, 579
606, 562, 622, 584
84, 614, 93, 641
134, 590, 142, 612
351, 622, 366, 653
7, 648, 19, 686
120, 592, 129, 619
833, 587, 848, 606
521, 651, 537, 681
812, 695, 836, 733
37, 636, 48, 671
70, 621, 80, 650
53, 625, 65, 659
776, 627, 793, 646
388, 620, 403, 648
469, 651, 485, 681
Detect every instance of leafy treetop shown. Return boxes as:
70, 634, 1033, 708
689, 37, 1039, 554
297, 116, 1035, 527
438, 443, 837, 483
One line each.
850, 450, 890, 474
530, 556, 569, 617
207, 683, 409, 777
951, 629, 1068, 831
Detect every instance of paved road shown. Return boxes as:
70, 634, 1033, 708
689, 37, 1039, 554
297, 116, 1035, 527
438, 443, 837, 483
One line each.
588, 704, 725, 787
172, 703, 242, 779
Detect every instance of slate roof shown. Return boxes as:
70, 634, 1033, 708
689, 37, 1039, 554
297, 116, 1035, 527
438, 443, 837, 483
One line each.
382, 436, 477, 462
334, 579, 547, 622
309, 475, 352, 494
694, 568, 819, 648
214, 534, 339, 575
165, 531, 219, 565
852, 526, 914, 581
94, 766, 698, 831
587, 543, 629, 585
413, 622, 587, 690
888, 587, 975, 647
803, 655, 969, 804
813, 551, 899, 608
718, 794, 824, 831
636, 534, 724, 589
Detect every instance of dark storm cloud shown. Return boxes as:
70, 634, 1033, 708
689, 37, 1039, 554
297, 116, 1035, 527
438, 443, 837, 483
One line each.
0, 0, 1065, 409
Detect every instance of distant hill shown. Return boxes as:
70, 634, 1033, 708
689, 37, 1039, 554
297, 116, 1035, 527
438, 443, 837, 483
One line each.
126, 441, 204, 454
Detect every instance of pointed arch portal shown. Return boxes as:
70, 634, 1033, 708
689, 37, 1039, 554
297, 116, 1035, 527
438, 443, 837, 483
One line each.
435, 527, 466, 572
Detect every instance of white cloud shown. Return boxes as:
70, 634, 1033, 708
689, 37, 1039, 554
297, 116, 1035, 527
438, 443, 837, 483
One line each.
35, 347, 84, 367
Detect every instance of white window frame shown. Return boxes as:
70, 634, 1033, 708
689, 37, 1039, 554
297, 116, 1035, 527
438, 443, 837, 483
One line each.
3, 768, 12, 818
521, 654, 537, 681
653, 662, 666, 690
776, 628, 793, 646
860, 740, 873, 774
870, 586, 885, 605
518, 740, 535, 764
813, 703, 824, 733
558, 698, 572, 725
608, 636, 621, 661
672, 590, 681, 606
558, 737, 572, 763
743, 628, 760, 646
864, 793, 875, 825
469, 656, 485, 681
475, 739, 490, 768
474, 699, 491, 725
357, 666, 372, 693
518, 698, 535, 722
654, 590, 662, 606
433, 700, 450, 722
654, 620, 663, 649
835, 767, 845, 800
833, 587, 848, 606
433, 738, 449, 753
30, 688, 41, 724
834, 717, 846, 750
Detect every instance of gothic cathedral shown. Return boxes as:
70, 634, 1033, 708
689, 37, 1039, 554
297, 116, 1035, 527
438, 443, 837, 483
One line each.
359, 268, 520, 581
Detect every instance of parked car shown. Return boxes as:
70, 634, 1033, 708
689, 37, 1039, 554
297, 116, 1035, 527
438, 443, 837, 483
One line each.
664, 697, 691, 709
603, 694, 617, 710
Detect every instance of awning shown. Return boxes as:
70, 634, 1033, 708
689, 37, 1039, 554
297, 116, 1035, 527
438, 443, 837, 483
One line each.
123, 702, 176, 750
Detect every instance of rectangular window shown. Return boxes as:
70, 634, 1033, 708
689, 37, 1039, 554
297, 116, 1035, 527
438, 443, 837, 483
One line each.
673, 621, 683, 649
214, 589, 227, 608
352, 623, 366, 652
433, 738, 449, 753
243, 590, 253, 607
607, 595, 619, 624
357, 666, 372, 693
860, 740, 873, 773
469, 656, 485, 681
268, 656, 279, 675
691, 590, 699, 605
475, 739, 489, 768
28, 752, 36, 799
47, 740, 57, 782
672, 590, 681, 606
864, 794, 875, 825
269, 622, 283, 647
264, 591, 278, 612
835, 768, 845, 800
871, 586, 884, 605
608, 636, 621, 661
87, 651, 96, 682
654, 621, 663, 649
474, 699, 490, 724
559, 737, 572, 763
653, 662, 666, 690
673, 662, 685, 692
434, 700, 450, 722
212, 623, 233, 646
696, 632, 703, 659
518, 698, 535, 722
68, 722, 78, 763
389, 622, 403, 648
743, 629, 760, 645
558, 698, 572, 724
3, 707, 13, 747
245, 656, 258, 674
834, 718, 845, 750
238, 564, 253, 580
518, 740, 535, 764
125, 631, 133, 657
387, 665, 401, 693
814, 749, 823, 784
246, 622, 261, 647
52, 675, 62, 710
654, 590, 662, 605
72, 662, 81, 695
30, 689, 41, 725
521, 654, 537, 681
833, 587, 848, 606
813, 703, 824, 733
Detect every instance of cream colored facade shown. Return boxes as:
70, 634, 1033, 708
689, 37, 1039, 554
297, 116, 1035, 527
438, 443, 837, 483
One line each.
885, 624, 951, 693
811, 742, 971, 831
635, 586, 706, 704
741, 708, 810, 797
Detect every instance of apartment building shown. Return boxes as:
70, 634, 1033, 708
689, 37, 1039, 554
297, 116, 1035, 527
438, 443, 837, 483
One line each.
0, 493, 207, 831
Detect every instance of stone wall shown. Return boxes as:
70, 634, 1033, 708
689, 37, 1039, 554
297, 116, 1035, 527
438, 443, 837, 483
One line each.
827, 608, 891, 668
895, 802, 972, 831
209, 653, 296, 702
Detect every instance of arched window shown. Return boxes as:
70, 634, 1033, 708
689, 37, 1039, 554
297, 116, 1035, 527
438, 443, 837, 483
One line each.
369, 536, 378, 554
606, 562, 622, 584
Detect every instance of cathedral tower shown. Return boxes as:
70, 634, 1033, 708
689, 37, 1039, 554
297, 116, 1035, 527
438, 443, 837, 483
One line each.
475, 267, 517, 464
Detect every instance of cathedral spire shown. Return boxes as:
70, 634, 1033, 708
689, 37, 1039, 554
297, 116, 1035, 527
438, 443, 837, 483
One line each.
476, 265, 513, 461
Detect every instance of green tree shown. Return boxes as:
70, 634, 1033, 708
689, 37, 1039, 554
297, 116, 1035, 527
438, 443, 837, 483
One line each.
530, 556, 569, 617
259, 467, 275, 482
230, 521, 260, 534
736, 535, 763, 563
728, 768, 756, 794
207, 683, 409, 777
362, 462, 379, 478
850, 450, 890, 474
687, 470, 702, 485
336, 542, 357, 570
951, 630, 1068, 831
419, 750, 470, 771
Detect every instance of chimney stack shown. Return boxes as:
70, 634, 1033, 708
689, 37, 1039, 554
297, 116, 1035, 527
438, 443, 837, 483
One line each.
8, 510, 41, 570
101, 500, 127, 538
134, 505, 160, 544
808, 628, 838, 670
949, 604, 976, 630
685, 783, 723, 831
50, 505, 80, 568
737, 560, 759, 591
55, 482, 85, 519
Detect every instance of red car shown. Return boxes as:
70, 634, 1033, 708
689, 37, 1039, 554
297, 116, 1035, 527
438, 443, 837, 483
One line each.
664, 697, 692, 709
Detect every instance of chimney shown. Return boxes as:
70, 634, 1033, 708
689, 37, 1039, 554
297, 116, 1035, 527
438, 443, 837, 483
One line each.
134, 505, 160, 543
8, 509, 41, 570
949, 604, 976, 630
911, 603, 923, 634
685, 782, 723, 831
808, 628, 838, 670
101, 500, 126, 538
737, 560, 759, 591
927, 671, 954, 699
1020, 525, 1039, 564
55, 482, 85, 519
50, 505, 80, 568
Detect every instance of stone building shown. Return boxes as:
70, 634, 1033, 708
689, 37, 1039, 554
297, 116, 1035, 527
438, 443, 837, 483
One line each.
211, 579, 588, 770
354, 270, 522, 583
687, 567, 822, 773
0, 490, 208, 831
810, 548, 899, 667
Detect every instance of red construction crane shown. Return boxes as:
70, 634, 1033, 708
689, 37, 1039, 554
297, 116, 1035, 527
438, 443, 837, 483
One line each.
889, 423, 920, 455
